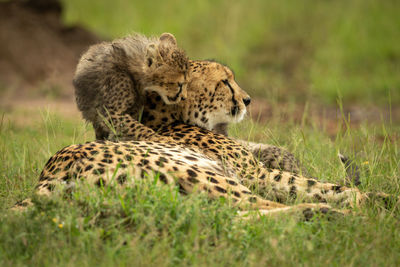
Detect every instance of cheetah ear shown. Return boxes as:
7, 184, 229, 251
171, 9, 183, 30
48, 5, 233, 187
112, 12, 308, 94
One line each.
159, 32, 177, 46
145, 43, 162, 68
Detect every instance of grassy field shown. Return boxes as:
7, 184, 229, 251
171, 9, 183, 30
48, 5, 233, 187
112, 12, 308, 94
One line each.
61, 0, 400, 105
1, 0, 400, 266
0, 104, 399, 266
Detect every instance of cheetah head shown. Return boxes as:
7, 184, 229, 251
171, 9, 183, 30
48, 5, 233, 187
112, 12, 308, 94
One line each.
142, 33, 189, 105
179, 60, 251, 132
142, 60, 251, 135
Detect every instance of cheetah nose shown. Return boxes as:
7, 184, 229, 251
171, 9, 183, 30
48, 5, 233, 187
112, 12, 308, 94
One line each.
243, 97, 251, 106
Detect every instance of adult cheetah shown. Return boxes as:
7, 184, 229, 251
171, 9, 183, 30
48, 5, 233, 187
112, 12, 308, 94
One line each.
17, 62, 395, 218
73, 33, 306, 175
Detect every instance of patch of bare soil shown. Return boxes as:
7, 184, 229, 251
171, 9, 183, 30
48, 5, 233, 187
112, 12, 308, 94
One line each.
0, 0, 100, 98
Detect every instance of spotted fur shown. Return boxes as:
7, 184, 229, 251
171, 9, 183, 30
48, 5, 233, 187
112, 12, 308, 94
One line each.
74, 32, 189, 140
76, 39, 303, 174
140, 60, 306, 174
16, 61, 395, 218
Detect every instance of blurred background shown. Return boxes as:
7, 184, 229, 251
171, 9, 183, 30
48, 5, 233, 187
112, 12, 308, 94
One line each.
1, 0, 399, 127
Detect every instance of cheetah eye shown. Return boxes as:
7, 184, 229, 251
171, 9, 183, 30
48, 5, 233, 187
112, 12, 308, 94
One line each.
147, 58, 153, 67
222, 79, 229, 85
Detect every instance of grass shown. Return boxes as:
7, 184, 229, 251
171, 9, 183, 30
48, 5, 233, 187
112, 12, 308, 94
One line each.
0, 104, 399, 266
61, 0, 400, 105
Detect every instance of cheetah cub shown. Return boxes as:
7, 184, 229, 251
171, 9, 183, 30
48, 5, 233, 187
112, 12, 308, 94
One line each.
74, 32, 189, 140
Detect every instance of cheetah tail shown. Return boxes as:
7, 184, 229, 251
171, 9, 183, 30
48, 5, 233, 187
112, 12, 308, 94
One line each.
338, 153, 361, 186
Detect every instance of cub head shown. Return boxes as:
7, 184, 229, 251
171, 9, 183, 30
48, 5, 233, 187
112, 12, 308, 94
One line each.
143, 33, 189, 105
142, 60, 251, 135
179, 60, 251, 133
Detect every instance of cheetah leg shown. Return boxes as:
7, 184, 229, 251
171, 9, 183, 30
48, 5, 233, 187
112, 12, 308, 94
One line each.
170, 164, 347, 219
238, 203, 349, 220
106, 113, 166, 140
242, 168, 365, 207
90, 71, 178, 143
101, 109, 193, 146
105, 114, 207, 155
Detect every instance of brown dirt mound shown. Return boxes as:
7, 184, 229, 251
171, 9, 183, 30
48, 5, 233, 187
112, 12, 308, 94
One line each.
0, 0, 100, 99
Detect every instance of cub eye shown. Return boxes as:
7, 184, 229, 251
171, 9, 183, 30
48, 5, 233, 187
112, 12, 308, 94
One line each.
222, 79, 229, 85
147, 58, 153, 67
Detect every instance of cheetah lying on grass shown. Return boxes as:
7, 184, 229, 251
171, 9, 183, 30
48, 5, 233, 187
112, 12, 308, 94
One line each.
74, 31, 306, 175
15, 61, 395, 219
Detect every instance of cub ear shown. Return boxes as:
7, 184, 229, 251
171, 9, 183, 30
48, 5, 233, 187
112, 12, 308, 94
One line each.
159, 32, 177, 46
145, 43, 162, 67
